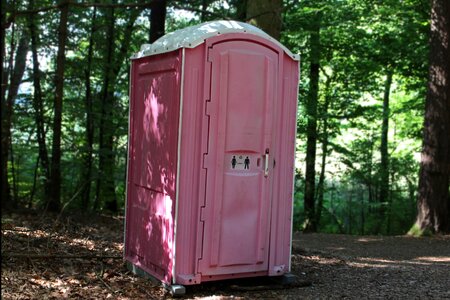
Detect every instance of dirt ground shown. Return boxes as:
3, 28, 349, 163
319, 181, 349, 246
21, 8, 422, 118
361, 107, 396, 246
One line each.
2, 210, 449, 299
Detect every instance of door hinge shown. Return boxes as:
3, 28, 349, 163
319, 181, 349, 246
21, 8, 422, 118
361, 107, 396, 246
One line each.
202, 153, 210, 169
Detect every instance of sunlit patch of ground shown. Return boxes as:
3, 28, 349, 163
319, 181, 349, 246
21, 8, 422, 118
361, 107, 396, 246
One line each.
356, 237, 383, 243
414, 256, 450, 263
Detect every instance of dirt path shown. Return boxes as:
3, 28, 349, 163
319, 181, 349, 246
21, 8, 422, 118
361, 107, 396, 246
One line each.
291, 233, 450, 299
2, 211, 449, 299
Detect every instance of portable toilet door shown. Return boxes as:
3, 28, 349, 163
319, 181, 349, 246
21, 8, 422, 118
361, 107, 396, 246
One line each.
125, 20, 299, 290
199, 37, 281, 276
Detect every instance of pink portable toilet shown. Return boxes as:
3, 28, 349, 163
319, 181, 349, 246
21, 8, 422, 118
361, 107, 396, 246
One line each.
124, 20, 299, 294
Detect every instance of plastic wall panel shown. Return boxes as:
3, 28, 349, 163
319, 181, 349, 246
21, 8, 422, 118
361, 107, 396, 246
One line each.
174, 46, 206, 285
125, 50, 182, 284
268, 54, 299, 275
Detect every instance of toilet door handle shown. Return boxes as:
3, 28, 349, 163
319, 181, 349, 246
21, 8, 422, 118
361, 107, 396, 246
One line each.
264, 149, 269, 177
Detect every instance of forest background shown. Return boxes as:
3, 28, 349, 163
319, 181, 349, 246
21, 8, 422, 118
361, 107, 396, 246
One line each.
1, 0, 449, 236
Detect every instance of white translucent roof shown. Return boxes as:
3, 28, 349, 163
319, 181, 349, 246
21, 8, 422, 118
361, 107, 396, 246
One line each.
132, 20, 299, 60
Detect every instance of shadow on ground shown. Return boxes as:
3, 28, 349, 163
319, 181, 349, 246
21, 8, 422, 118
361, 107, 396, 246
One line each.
2, 210, 449, 299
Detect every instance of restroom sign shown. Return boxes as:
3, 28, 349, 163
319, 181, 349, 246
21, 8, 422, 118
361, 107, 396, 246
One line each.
230, 154, 250, 170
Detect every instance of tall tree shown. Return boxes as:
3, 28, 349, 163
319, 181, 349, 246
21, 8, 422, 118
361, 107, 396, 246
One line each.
48, 0, 69, 211
96, 5, 143, 211
95, 4, 116, 211
413, 0, 450, 234
246, 0, 282, 39
379, 69, 393, 222
149, 0, 166, 43
28, 0, 50, 201
303, 10, 321, 232
315, 71, 332, 228
2, 26, 29, 208
80, 6, 97, 210
0, 0, 7, 208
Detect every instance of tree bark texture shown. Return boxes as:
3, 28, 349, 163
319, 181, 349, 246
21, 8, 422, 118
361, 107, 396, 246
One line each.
246, 0, 282, 40
2, 29, 29, 208
96, 6, 142, 212
149, 0, 166, 43
0, 0, 8, 207
81, 6, 97, 210
379, 70, 393, 205
28, 0, 50, 200
6, 32, 28, 110
1, 23, 15, 205
9, 134, 18, 200
49, 1, 69, 212
367, 133, 375, 204
95, 5, 116, 211
303, 11, 321, 232
415, 0, 450, 233
315, 77, 331, 228
377, 70, 393, 234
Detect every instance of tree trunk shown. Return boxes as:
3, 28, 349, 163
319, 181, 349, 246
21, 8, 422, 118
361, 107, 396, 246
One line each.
0, 0, 5, 91
236, 0, 247, 21
315, 123, 328, 230
303, 11, 321, 232
379, 70, 393, 204
347, 186, 353, 234
97, 88, 117, 212
81, 6, 97, 210
413, 0, 450, 234
1, 24, 14, 209
48, 1, 69, 212
377, 70, 393, 233
406, 177, 416, 220
149, 0, 166, 43
200, 0, 208, 22
360, 188, 365, 235
30, 155, 40, 207
246, 0, 282, 40
6, 31, 28, 114
386, 170, 395, 234
315, 75, 331, 229
2, 29, 29, 209
1, 22, 15, 208
0, 0, 8, 208
95, 5, 116, 211
9, 136, 18, 201
28, 0, 50, 201
95, 6, 142, 212
367, 132, 375, 205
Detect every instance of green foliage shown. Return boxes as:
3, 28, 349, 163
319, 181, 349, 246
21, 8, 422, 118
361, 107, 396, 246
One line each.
4, 0, 431, 234
284, 0, 429, 235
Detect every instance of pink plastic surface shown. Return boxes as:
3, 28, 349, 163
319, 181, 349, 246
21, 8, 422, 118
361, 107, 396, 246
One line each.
198, 40, 276, 276
125, 33, 299, 286
125, 50, 182, 284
